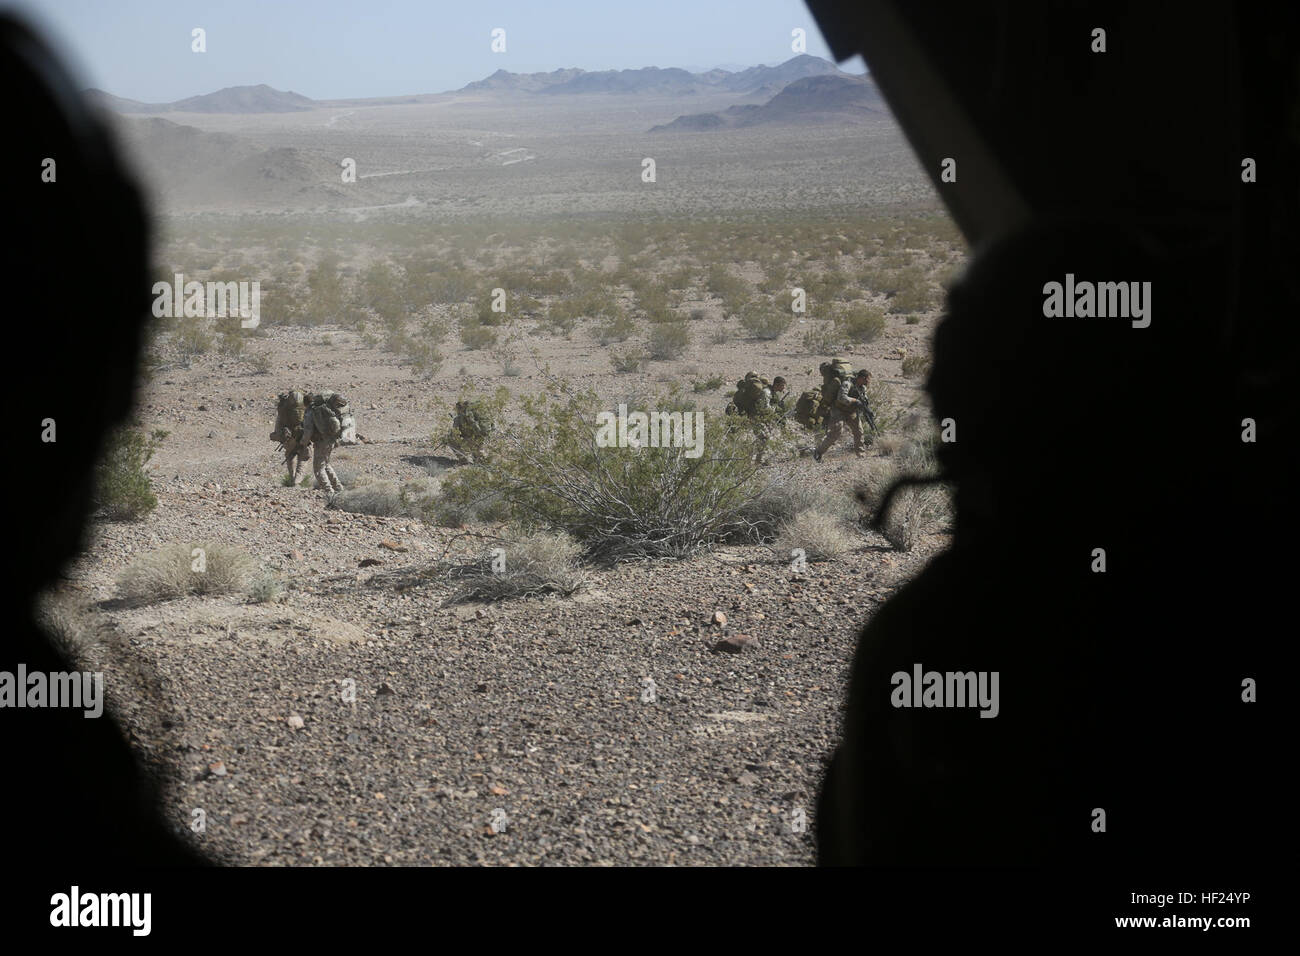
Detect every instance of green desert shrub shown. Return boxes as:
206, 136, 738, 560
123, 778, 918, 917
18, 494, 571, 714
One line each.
94, 427, 167, 521
247, 350, 273, 375
594, 311, 636, 345
247, 573, 283, 604
738, 300, 793, 340
610, 349, 644, 373
734, 470, 858, 544
646, 320, 691, 360
460, 319, 498, 350
706, 264, 748, 302
835, 304, 886, 343
174, 321, 214, 359
901, 352, 931, 379
434, 385, 769, 560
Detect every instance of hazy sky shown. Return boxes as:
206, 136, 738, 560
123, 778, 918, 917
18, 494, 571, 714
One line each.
5, 0, 864, 102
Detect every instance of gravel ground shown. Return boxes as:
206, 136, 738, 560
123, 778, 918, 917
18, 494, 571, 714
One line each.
50, 476, 942, 867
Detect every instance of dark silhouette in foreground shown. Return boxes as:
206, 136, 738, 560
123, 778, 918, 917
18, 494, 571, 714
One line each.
812, 2, 1292, 866
4, 14, 204, 866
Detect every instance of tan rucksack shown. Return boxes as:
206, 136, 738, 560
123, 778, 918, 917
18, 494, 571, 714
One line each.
272, 390, 307, 445
731, 372, 770, 416
818, 358, 855, 416
793, 389, 825, 430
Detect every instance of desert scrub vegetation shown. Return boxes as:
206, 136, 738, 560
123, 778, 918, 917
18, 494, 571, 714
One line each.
706, 264, 749, 303
610, 348, 643, 373
247, 573, 283, 604
901, 352, 932, 379
434, 383, 771, 561
446, 531, 588, 603
459, 317, 498, 350
737, 299, 793, 340
94, 426, 168, 521
174, 320, 215, 361
593, 311, 636, 345
834, 304, 887, 344
854, 436, 952, 552
646, 320, 691, 360
734, 469, 859, 544
116, 541, 257, 604
887, 266, 936, 314
327, 477, 441, 517
246, 350, 273, 375
774, 509, 859, 561
801, 320, 843, 354
862, 377, 915, 434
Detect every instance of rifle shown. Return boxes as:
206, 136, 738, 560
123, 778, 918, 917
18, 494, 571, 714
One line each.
859, 402, 878, 434
849, 388, 877, 434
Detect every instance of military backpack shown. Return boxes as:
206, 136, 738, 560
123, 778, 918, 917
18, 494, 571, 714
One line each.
272, 390, 307, 446
730, 372, 770, 417
793, 389, 825, 430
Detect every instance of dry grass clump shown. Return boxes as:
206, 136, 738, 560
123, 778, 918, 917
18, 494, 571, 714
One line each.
774, 509, 858, 561
117, 541, 257, 604
853, 439, 951, 551
901, 352, 932, 379
327, 476, 440, 517
449, 531, 588, 603
734, 470, 858, 544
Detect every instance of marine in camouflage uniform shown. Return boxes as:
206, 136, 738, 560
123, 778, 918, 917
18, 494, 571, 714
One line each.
277, 425, 310, 484
447, 399, 492, 464
814, 369, 873, 461
270, 389, 311, 485
751, 376, 787, 465
300, 392, 347, 494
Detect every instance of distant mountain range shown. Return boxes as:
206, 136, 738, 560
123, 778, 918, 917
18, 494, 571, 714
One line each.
649, 74, 886, 131
85, 55, 861, 114
85, 83, 315, 114
460, 54, 853, 96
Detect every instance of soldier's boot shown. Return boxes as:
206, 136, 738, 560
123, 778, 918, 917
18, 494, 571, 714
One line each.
814, 423, 841, 462
324, 465, 343, 494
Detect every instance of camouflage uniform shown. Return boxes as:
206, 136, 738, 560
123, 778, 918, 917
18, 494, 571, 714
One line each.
280, 428, 310, 484
751, 379, 788, 465
447, 400, 491, 464
270, 390, 311, 484
814, 373, 872, 461
300, 395, 346, 494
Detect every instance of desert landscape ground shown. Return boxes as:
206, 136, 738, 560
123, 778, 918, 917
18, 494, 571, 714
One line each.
41, 59, 967, 865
